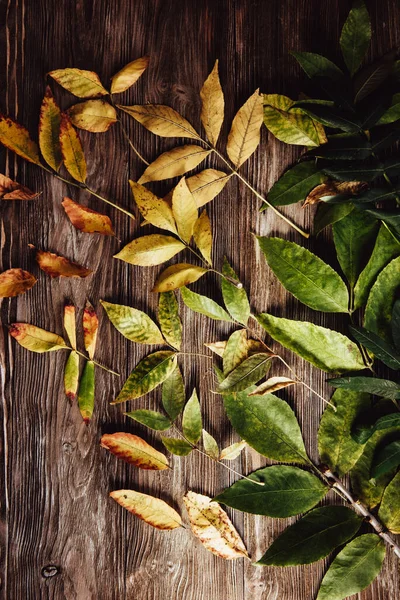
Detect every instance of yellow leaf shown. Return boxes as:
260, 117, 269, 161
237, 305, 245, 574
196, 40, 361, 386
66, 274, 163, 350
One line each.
186, 169, 231, 207
101, 432, 169, 470
114, 234, 185, 266
183, 491, 249, 559
62, 197, 115, 235
138, 145, 211, 184
0, 173, 40, 200
118, 104, 199, 139
249, 376, 297, 396
0, 268, 37, 298
68, 100, 117, 133
219, 440, 247, 461
49, 68, 108, 98
110, 56, 150, 94
9, 323, 67, 352
0, 115, 41, 164
193, 210, 212, 265
227, 89, 263, 168
152, 263, 208, 292
59, 113, 87, 183
171, 178, 198, 242
110, 489, 182, 530
33, 247, 92, 278
83, 300, 98, 359
200, 60, 225, 146
39, 87, 63, 171
204, 340, 227, 357
129, 180, 177, 233
63, 304, 76, 348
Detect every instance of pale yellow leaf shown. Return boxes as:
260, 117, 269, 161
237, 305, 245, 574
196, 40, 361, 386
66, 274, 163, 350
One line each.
63, 304, 76, 349
110, 56, 150, 94
114, 234, 185, 266
129, 180, 177, 234
220, 440, 248, 461
49, 68, 108, 98
202, 429, 220, 460
226, 89, 263, 168
193, 210, 212, 265
118, 104, 199, 139
200, 60, 225, 146
204, 340, 226, 357
152, 263, 208, 292
68, 100, 117, 133
186, 169, 231, 207
249, 376, 297, 396
110, 489, 182, 530
171, 178, 198, 242
138, 145, 211, 184
183, 491, 249, 559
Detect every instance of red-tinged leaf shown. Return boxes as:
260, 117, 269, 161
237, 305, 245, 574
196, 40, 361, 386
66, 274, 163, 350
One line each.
0, 115, 41, 164
9, 323, 67, 352
0, 173, 40, 200
101, 432, 169, 470
83, 300, 98, 359
0, 268, 37, 298
32, 247, 92, 278
59, 113, 87, 183
62, 197, 115, 235
39, 87, 63, 171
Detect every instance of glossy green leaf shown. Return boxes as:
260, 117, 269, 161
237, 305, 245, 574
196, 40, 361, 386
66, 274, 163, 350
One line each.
257, 506, 362, 566
217, 353, 272, 392
370, 123, 400, 152
351, 186, 399, 204
340, 0, 371, 77
161, 365, 185, 421
329, 376, 400, 401
257, 236, 349, 313
292, 52, 345, 81
322, 161, 383, 182
101, 300, 165, 345
371, 440, 400, 477
295, 103, 360, 133
316, 534, 385, 600
214, 465, 326, 517
314, 202, 354, 236
202, 430, 219, 460
263, 94, 321, 146
333, 208, 378, 290
318, 389, 370, 476
223, 390, 309, 464
353, 413, 400, 444
350, 326, 400, 370
312, 133, 371, 160
256, 313, 365, 373
78, 360, 95, 424
158, 291, 182, 350
180, 286, 232, 321
266, 161, 325, 208
354, 52, 395, 104
64, 350, 80, 401
364, 256, 400, 342
392, 299, 400, 351
125, 409, 172, 431
161, 437, 193, 456
182, 389, 202, 444
378, 471, 400, 533
113, 351, 177, 404
376, 93, 400, 125
220, 258, 250, 324
223, 330, 249, 376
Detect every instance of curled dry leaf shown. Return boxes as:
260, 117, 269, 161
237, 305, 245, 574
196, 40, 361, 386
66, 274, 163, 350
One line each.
186, 169, 231, 207
249, 376, 297, 396
83, 301, 98, 359
115, 234, 185, 267
130, 180, 177, 234
110, 489, 182, 530
62, 197, 115, 235
171, 177, 198, 243
138, 145, 211, 184
183, 491, 249, 560
49, 68, 108, 98
101, 432, 169, 470
226, 89, 264, 168
32, 247, 92, 278
110, 56, 150, 94
0, 115, 41, 165
200, 59, 225, 146
63, 304, 77, 348
219, 440, 248, 461
39, 87, 63, 171
0, 268, 37, 298
118, 104, 199, 139
59, 113, 87, 183
0, 173, 40, 200
152, 263, 208, 293
67, 100, 117, 133
9, 323, 67, 352
303, 180, 369, 206
193, 210, 212, 265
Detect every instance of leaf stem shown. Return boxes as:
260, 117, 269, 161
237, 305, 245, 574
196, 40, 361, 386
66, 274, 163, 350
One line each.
109, 95, 149, 166
73, 349, 120, 376
178, 351, 213, 360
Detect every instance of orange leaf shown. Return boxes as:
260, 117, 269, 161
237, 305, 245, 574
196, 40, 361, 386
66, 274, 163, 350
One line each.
62, 197, 115, 235
0, 268, 37, 298
39, 87, 63, 171
83, 300, 98, 359
101, 432, 169, 470
32, 247, 92, 278
110, 489, 182, 530
0, 115, 41, 165
0, 174, 40, 200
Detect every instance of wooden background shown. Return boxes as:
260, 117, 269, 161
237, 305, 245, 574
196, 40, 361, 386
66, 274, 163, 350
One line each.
1, 0, 399, 598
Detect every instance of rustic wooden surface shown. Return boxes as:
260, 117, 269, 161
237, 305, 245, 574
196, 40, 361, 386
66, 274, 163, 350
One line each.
1, 0, 399, 598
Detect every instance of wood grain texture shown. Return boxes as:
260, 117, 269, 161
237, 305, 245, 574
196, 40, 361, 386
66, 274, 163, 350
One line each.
0, 0, 399, 598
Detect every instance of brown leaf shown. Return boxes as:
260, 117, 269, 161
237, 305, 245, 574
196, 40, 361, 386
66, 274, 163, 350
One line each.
59, 113, 87, 183
0, 174, 40, 200
138, 145, 211, 184
32, 247, 92, 278
67, 100, 118, 133
118, 104, 199, 139
101, 432, 169, 470
226, 90, 264, 168
62, 197, 115, 235
83, 300, 98, 359
200, 60, 225, 146
110, 56, 150, 94
0, 115, 41, 165
303, 181, 368, 206
39, 87, 63, 171
0, 268, 37, 298
110, 489, 182, 530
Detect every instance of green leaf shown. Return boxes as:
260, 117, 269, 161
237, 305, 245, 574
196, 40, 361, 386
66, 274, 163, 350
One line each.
295, 104, 360, 133
265, 161, 325, 208
113, 351, 177, 404
354, 224, 400, 310
180, 286, 232, 321
158, 291, 182, 350
214, 465, 326, 517
378, 471, 400, 533
370, 123, 400, 152
292, 52, 344, 80
318, 389, 370, 476
161, 437, 193, 456
64, 350, 80, 401
350, 326, 400, 370
221, 257, 250, 325
371, 440, 400, 478
257, 506, 362, 566
328, 376, 400, 401
364, 256, 400, 342
312, 133, 371, 160
340, 0, 371, 77
162, 364, 185, 421
78, 360, 95, 424
202, 430, 219, 460
256, 313, 365, 373
350, 185, 399, 204
322, 160, 383, 182
101, 300, 165, 345
333, 208, 379, 290
366, 210, 400, 243
314, 203, 354, 236
376, 93, 400, 125
223, 390, 309, 464
263, 94, 321, 146
353, 413, 400, 444
223, 330, 249, 376
125, 409, 172, 431
257, 236, 349, 313
392, 299, 400, 351
182, 389, 202, 444
217, 353, 272, 392
316, 534, 385, 600
354, 52, 395, 104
